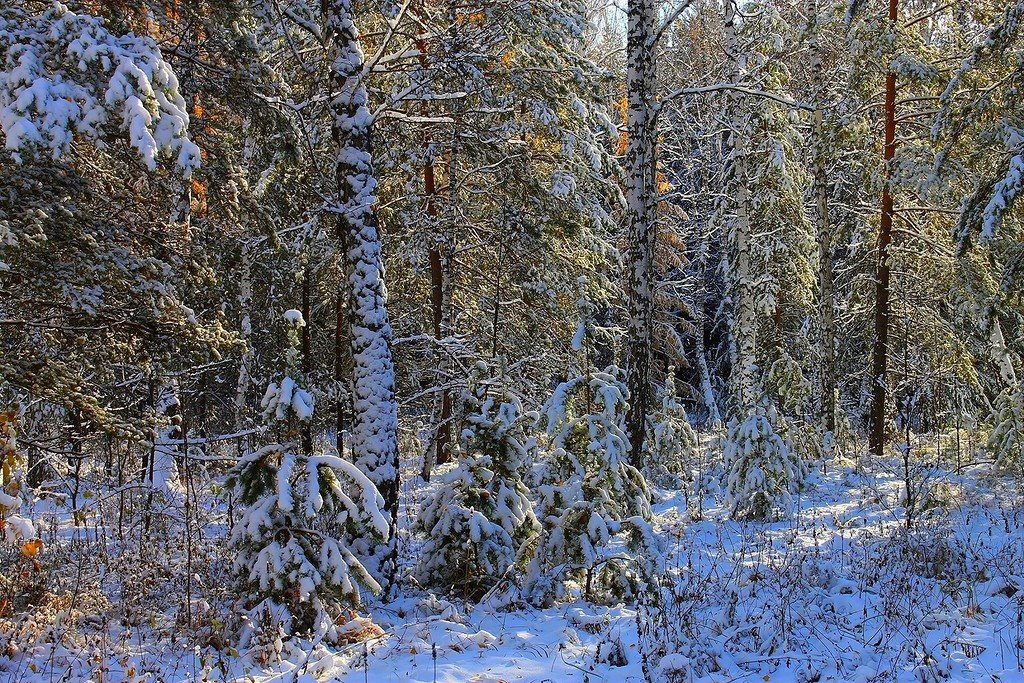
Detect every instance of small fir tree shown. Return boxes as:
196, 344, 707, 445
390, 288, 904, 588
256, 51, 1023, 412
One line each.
644, 368, 699, 488
526, 367, 660, 605
723, 395, 807, 520
229, 310, 388, 645
765, 350, 825, 465
415, 361, 539, 598
989, 386, 1024, 474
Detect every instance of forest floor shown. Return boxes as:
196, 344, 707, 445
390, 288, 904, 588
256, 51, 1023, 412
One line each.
2, 451, 1024, 683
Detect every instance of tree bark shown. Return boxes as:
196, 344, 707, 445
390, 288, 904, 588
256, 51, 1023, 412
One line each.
418, 29, 452, 477
695, 321, 722, 428
623, 0, 658, 469
810, 3, 837, 441
723, 0, 758, 415
870, 0, 898, 458
234, 240, 253, 436
301, 264, 313, 458
334, 292, 346, 456
326, 0, 400, 589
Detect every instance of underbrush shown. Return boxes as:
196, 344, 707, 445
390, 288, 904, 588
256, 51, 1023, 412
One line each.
638, 465, 1024, 683
2, 453, 1022, 683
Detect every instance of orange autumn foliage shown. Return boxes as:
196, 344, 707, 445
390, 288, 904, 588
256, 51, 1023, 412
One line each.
21, 539, 43, 558
191, 179, 208, 215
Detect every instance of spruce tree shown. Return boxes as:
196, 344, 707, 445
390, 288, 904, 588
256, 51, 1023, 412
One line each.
526, 367, 659, 604
229, 310, 388, 644
645, 368, 699, 488
415, 362, 539, 598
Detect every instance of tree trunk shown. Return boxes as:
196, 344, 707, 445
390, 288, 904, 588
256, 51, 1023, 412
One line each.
334, 292, 346, 456
810, 4, 837, 441
623, 0, 658, 469
723, 0, 758, 415
426, 230, 453, 479
301, 264, 314, 458
695, 321, 722, 428
327, 0, 400, 589
418, 29, 452, 477
870, 0, 898, 458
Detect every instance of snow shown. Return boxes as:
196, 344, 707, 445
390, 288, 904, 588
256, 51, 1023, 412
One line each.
305, 461, 1024, 683
550, 169, 577, 198
4, 454, 1024, 683
981, 150, 1024, 242
1, 513, 34, 542
0, 3, 200, 174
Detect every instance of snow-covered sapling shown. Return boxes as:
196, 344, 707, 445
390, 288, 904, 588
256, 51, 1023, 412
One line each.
0, 410, 36, 544
415, 362, 539, 598
988, 386, 1023, 474
229, 310, 388, 645
645, 368, 699, 488
527, 367, 660, 604
764, 350, 825, 465
723, 395, 807, 520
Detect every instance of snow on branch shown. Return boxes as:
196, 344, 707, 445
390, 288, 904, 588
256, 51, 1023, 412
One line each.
661, 83, 812, 111
0, 2, 200, 175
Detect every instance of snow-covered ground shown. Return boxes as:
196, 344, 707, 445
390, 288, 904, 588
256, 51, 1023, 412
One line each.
2, 457, 1024, 683
319, 462, 1024, 683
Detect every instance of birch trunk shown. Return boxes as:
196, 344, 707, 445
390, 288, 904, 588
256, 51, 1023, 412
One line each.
234, 241, 253, 435
723, 0, 758, 414
623, 0, 658, 468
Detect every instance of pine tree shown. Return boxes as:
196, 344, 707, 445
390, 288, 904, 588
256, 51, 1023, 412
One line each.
415, 362, 539, 597
229, 310, 388, 644
0, 3, 199, 173
380, 0, 620, 433
868, 0, 900, 459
